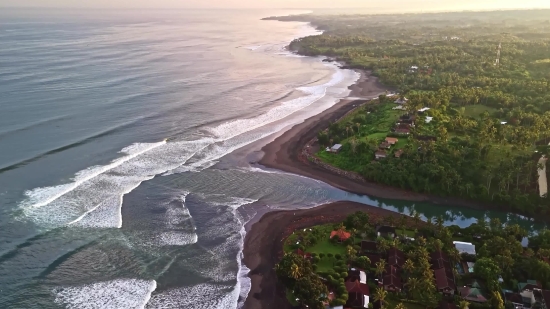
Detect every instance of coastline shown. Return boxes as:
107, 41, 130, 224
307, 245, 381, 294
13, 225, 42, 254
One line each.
256, 69, 510, 211
257, 69, 431, 201
241, 201, 416, 309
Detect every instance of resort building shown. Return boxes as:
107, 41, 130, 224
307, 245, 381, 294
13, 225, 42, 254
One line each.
453, 241, 476, 255
385, 137, 398, 145
375, 150, 387, 160
330, 230, 351, 242
327, 144, 343, 153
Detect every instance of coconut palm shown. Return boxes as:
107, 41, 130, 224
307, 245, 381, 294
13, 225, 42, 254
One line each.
377, 238, 390, 254
375, 260, 387, 279
394, 303, 406, 309
403, 259, 415, 274
373, 287, 388, 309
459, 300, 470, 309
290, 263, 301, 280
405, 277, 421, 299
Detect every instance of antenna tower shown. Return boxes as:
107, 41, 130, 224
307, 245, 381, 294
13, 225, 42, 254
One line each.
495, 42, 501, 66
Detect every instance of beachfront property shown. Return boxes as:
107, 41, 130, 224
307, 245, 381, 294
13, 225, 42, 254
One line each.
394, 97, 408, 104
453, 241, 476, 255
327, 144, 343, 153
375, 150, 387, 160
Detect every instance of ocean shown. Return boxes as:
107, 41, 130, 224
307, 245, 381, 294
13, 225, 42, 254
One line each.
0, 8, 541, 309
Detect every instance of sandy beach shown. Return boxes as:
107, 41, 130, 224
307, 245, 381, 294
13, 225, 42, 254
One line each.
241, 201, 416, 309
257, 69, 431, 201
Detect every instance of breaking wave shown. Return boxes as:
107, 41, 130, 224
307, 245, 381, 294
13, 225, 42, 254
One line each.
54, 279, 157, 309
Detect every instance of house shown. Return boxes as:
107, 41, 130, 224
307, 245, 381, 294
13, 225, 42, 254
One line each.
395, 128, 411, 135
328, 144, 343, 153
366, 253, 381, 266
379, 141, 391, 149
394, 149, 404, 158
434, 268, 456, 295
347, 268, 367, 284
394, 97, 408, 104
376, 226, 396, 238
375, 150, 387, 160
541, 290, 550, 309
425, 116, 434, 123
361, 240, 378, 253
453, 241, 476, 255
385, 137, 398, 145
504, 291, 534, 309
418, 107, 431, 113
459, 285, 487, 303
518, 280, 540, 292
330, 230, 351, 242
345, 279, 370, 308
431, 250, 453, 270
388, 248, 405, 268
382, 265, 403, 292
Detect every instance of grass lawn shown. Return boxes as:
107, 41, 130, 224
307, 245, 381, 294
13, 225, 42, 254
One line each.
461, 104, 497, 119
316, 257, 338, 273
396, 229, 415, 237
306, 238, 347, 256
368, 132, 388, 140
286, 289, 299, 306
386, 297, 426, 309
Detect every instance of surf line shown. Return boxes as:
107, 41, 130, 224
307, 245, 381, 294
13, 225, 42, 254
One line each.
28, 140, 167, 209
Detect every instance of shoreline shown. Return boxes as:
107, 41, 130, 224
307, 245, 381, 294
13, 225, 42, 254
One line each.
256, 69, 513, 211
241, 201, 417, 309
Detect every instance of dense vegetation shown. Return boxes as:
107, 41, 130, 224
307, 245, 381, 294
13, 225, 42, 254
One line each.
271, 10, 550, 216
276, 211, 550, 309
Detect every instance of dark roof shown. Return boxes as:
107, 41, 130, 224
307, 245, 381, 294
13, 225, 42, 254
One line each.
434, 268, 455, 291
438, 301, 459, 309
376, 225, 396, 234
431, 250, 449, 262
521, 283, 540, 292
346, 292, 365, 308
361, 240, 378, 252
388, 248, 405, 267
542, 290, 550, 307
366, 253, 381, 265
505, 292, 524, 304
459, 287, 487, 303
383, 266, 403, 289
345, 280, 370, 295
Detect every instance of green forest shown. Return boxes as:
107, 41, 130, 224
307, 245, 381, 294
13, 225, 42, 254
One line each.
269, 10, 550, 216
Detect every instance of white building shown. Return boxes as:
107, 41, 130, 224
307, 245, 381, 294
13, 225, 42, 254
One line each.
453, 241, 476, 255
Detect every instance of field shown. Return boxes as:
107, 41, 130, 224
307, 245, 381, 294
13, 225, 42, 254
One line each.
461, 104, 497, 119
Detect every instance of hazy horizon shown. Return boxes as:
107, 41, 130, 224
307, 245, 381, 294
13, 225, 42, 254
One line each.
2, 0, 550, 13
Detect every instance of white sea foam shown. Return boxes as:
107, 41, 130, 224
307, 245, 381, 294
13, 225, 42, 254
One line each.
208, 69, 345, 141
18, 23, 357, 235
20, 140, 211, 229
54, 279, 157, 309
145, 283, 239, 309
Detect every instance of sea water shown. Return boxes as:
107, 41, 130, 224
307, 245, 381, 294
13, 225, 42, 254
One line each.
0, 8, 541, 309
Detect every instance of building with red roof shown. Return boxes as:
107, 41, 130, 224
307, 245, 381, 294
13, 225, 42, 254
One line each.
330, 230, 351, 242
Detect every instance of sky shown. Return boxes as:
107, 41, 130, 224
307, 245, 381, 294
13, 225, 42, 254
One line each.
1, 0, 550, 11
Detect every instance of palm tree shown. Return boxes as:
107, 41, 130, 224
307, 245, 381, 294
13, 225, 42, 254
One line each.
394, 303, 406, 309
377, 238, 390, 254
403, 259, 415, 274
373, 287, 388, 309
436, 216, 444, 231
375, 260, 387, 279
459, 300, 470, 309
405, 277, 421, 300
290, 263, 301, 279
